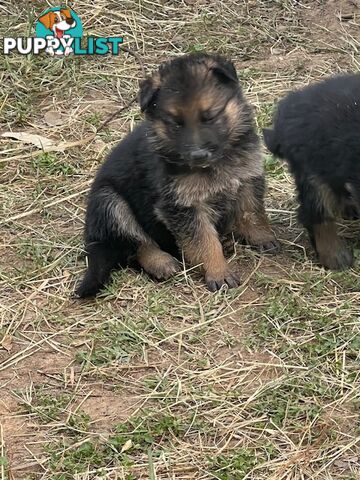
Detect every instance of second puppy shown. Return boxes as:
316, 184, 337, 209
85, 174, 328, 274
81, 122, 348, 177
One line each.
76, 53, 279, 298
264, 73, 360, 270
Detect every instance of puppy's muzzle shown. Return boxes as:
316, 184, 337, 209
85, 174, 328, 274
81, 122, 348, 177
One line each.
185, 149, 212, 167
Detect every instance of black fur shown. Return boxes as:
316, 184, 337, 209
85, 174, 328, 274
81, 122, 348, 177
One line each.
264, 73, 360, 270
76, 53, 278, 298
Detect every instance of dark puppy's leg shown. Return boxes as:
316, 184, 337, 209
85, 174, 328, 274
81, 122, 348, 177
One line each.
160, 204, 239, 291
297, 178, 353, 270
76, 240, 128, 298
137, 242, 180, 280
234, 176, 280, 253
76, 188, 178, 297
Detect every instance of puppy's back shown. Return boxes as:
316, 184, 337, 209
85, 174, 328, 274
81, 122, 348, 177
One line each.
264, 74, 360, 173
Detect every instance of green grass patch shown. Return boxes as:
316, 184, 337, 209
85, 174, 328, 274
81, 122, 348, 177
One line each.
43, 410, 188, 479
32, 153, 77, 176
209, 449, 257, 480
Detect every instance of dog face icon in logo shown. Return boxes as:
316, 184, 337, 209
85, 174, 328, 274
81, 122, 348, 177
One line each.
36, 6, 83, 56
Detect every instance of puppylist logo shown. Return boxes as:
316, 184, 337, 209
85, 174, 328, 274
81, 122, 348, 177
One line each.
3, 6, 123, 56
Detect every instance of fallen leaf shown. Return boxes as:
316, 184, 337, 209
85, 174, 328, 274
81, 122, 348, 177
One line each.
121, 439, 132, 453
1, 334, 13, 352
334, 459, 349, 468
44, 110, 66, 126
1, 132, 53, 149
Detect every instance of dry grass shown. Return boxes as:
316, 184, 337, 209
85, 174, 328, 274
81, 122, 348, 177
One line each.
0, 0, 360, 479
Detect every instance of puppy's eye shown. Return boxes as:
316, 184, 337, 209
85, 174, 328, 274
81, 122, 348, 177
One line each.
54, 17, 59, 23
201, 111, 218, 124
163, 116, 184, 128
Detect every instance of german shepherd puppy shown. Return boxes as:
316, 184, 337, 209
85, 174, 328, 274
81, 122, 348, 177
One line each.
76, 53, 279, 298
264, 73, 360, 270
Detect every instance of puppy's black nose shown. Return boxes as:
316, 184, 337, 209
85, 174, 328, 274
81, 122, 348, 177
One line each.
188, 149, 211, 162
66, 17, 75, 25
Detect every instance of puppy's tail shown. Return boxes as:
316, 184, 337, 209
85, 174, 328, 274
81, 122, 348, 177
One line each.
75, 187, 141, 298
74, 241, 127, 298
263, 128, 282, 158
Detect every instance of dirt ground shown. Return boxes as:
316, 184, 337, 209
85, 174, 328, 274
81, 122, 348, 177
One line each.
1, 0, 359, 479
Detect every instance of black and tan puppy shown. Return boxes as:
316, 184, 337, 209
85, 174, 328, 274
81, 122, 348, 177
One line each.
76, 53, 279, 298
264, 73, 360, 270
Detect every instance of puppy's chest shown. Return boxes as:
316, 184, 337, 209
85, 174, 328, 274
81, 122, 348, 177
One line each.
171, 171, 240, 207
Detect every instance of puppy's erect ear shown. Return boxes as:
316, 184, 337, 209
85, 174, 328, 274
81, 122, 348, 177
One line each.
138, 74, 160, 113
211, 59, 238, 84
38, 11, 55, 30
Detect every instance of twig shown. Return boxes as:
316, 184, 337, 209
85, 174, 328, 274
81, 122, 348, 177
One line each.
119, 45, 146, 78
95, 96, 137, 133
95, 45, 146, 133
0, 186, 90, 225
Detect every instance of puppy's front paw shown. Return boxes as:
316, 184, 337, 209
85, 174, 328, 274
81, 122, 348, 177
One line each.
254, 238, 281, 254
205, 268, 240, 292
318, 245, 354, 271
147, 253, 181, 281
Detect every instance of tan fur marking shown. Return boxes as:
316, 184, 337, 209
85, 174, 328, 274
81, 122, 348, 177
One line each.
98, 188, 151, 244
234, 181, 275, 246
181, 207, 228, 278
313, 223, 340, 260
236, 211, 275, 245
227, 100, 254, 140
225, 98, 242, 124
314, 178, 339, 217
163, 105, 182, 117
197, 90, 217, 113
174, 171, 240, 207
161, 67, 228, 122
167, 88, 218, 123
313, 223, 353, 270
137, 243, 179, 280
174, 147, 263, 208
